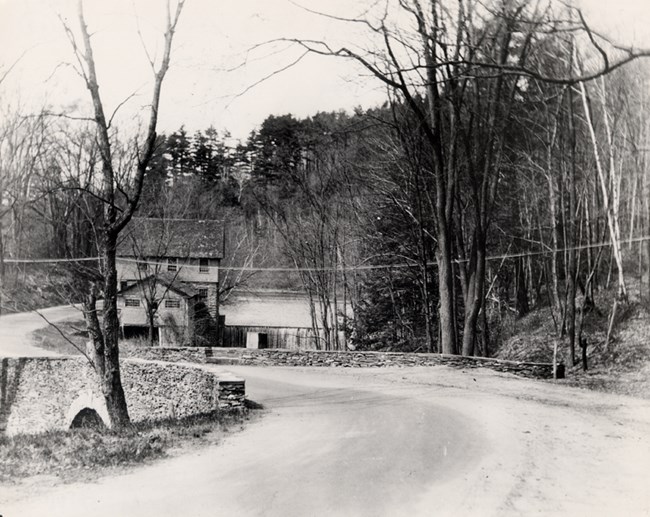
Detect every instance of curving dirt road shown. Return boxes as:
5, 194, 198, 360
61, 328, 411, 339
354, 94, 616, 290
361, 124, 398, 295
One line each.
1, 309, 650, 516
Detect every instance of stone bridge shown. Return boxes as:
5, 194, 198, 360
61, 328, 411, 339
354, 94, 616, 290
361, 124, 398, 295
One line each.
0, 356, 245, 436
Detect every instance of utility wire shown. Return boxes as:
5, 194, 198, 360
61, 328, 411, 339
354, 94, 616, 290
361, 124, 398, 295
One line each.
3, 234, 649, 272
3, 257, 100, 264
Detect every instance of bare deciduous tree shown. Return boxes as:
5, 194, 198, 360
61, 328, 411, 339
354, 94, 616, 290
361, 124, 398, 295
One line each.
60, 0, 185, 427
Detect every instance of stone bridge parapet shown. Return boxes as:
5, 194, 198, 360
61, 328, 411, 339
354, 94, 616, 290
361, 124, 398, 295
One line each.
0, 356, 245, 436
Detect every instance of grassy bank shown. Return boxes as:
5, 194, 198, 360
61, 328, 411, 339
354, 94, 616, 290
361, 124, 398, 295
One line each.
31, 318, 86, 355
0, 409, 254, 483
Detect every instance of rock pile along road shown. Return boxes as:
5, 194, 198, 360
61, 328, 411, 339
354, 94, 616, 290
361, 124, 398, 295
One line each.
1, 307, 649, 516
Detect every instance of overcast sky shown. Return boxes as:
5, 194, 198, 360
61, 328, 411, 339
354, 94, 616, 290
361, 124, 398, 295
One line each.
1, 0, 649, 141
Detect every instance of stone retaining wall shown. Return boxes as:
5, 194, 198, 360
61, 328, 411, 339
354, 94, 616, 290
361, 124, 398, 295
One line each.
121, 345, 564, 379
121, 345, 207, 364
0, 356, 245, 436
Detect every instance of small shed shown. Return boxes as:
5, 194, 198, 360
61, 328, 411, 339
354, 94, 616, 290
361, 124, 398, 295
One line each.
220, 290, 348, 350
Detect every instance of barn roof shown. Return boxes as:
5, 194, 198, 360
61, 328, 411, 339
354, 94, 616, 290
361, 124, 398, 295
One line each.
117, 218, 223, 259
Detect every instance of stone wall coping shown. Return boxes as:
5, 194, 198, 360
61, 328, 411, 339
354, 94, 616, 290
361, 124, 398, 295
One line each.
130, 345, 563, 369
214, 372, 246, 382
120, 344, 564, 379
123, 356, 241, 377
12, 355, 245, 383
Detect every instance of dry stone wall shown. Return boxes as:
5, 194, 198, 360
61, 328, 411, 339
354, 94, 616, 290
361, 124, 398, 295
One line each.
122, 346, 564, 379
0, 356, 245, 436
122, 345, 207, 364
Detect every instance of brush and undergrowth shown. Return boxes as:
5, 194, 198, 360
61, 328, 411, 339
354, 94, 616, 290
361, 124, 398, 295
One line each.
0, 408, 258, 483
496, 280, 650, 398
0, 266, 77, 315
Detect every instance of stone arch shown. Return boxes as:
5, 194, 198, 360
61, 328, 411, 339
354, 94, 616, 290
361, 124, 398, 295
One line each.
66, 389, 110, 429
70, 407, 106, 429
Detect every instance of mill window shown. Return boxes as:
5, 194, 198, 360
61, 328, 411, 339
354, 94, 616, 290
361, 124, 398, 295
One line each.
199, 258, 209, 273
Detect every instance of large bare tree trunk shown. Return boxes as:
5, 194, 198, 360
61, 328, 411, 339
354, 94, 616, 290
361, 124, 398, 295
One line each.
548, 172, 563, 328
437, 219, 457, 354
67, 0, 185, 427
566, 82, 578, 366
515, 256, 529, 317
101, 231, 129, 425
461, 232, 486, 356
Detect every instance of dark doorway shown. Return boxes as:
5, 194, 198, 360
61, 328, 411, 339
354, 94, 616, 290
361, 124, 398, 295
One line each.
258, 332, 268, 349
123, 325, 158, 342
70, 408, 106, 429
